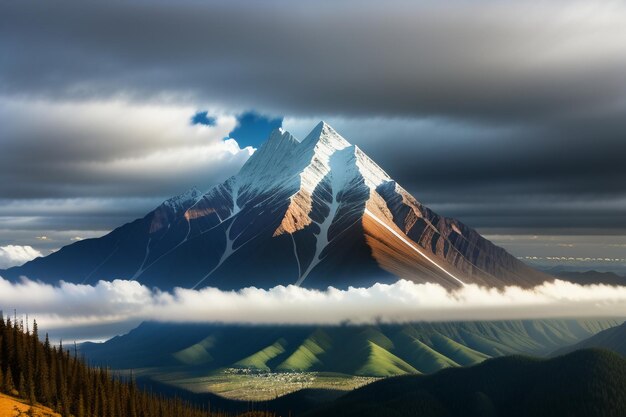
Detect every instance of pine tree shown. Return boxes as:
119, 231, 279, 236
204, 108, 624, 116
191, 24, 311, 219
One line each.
0, 312, 270, 417
77, 392, 85, 417
19, 371, 26, 399
4, 366, 15, 393
28, 378, 36, 405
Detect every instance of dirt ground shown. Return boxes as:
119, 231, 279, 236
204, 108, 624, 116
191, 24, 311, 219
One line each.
0, 393, 60, 417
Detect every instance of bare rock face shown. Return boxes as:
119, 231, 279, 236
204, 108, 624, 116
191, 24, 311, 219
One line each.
2, 122, 553, 290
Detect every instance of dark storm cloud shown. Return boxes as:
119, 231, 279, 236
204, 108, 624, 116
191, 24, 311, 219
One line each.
0, 0, 625, 243
284, 115, 626, 234
2, 1, 626, 121
0, 99, 252, 199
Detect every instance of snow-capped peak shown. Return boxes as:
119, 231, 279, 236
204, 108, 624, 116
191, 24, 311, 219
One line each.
234, 121, 392, 203
301, 121, 350, 151
237, 128, 299, 183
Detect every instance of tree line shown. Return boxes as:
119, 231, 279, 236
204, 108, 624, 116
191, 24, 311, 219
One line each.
0, 311, 276, 417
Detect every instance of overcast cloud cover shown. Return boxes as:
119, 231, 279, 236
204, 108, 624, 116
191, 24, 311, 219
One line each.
1, 277, 625, 341
1, 0, 625, 261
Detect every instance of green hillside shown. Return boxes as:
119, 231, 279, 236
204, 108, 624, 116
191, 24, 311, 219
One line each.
355, 341, 419, 376
277, 329, 332, 371
172, 335, 216, 365
233, 339, 287, 371
393, 332, 459, 373
425, 333, 490, 366
80, 319, 622, 385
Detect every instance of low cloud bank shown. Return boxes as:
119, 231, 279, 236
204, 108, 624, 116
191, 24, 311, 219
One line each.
1, 277, 625, 334
0, 245, 42, 269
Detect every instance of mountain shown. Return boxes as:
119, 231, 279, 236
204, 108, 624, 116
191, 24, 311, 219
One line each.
303, 349, 626, 417
2, 122, 552, 290
554, 321, 626, 357
556, 270, 626, 286
79, 319, 619, 378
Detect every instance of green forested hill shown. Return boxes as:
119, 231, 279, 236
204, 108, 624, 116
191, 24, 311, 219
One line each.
305, 349, 626, 417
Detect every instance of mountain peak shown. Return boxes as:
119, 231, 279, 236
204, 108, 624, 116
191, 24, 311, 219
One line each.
262, 127, 298, 148
238, 126, 299, 180
268, 126, 292, 141
6, 121, 552, 292
302, 121, 350, 150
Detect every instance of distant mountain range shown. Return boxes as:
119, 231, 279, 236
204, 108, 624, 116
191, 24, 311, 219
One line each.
555, 270, 626, 286
2, 122, 552, 290
80, 319, 619, 378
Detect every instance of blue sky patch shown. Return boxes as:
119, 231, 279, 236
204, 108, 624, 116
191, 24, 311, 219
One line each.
191, 111, 217, 126
229, 111, 283, 148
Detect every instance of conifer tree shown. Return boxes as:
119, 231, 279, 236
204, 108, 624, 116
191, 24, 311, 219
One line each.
4, 366, 15, 393
0, 311, 279, 417
19, 371, 26, 399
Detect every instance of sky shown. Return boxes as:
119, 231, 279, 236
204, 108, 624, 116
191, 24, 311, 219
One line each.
1, 0, 625, 271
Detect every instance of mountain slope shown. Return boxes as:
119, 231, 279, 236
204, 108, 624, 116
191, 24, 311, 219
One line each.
554, 321, 626, 357
79, 319, 620, 377
276, 329, 332, 372
1, 188, 202, 285
0, 393, 61, 417
304, 349, 626, 417
2, 122, 552, 290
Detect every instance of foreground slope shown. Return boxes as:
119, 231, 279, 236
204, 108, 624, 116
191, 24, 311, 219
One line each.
305, 349, 626, 417
3, 122, 552, 290
0, 392, 61, 417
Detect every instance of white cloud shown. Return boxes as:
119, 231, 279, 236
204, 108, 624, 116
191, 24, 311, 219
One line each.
0, 98, 256, 247
0, 98, 254, 199
1, 277, 625, 337
0, 246, 42, 268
